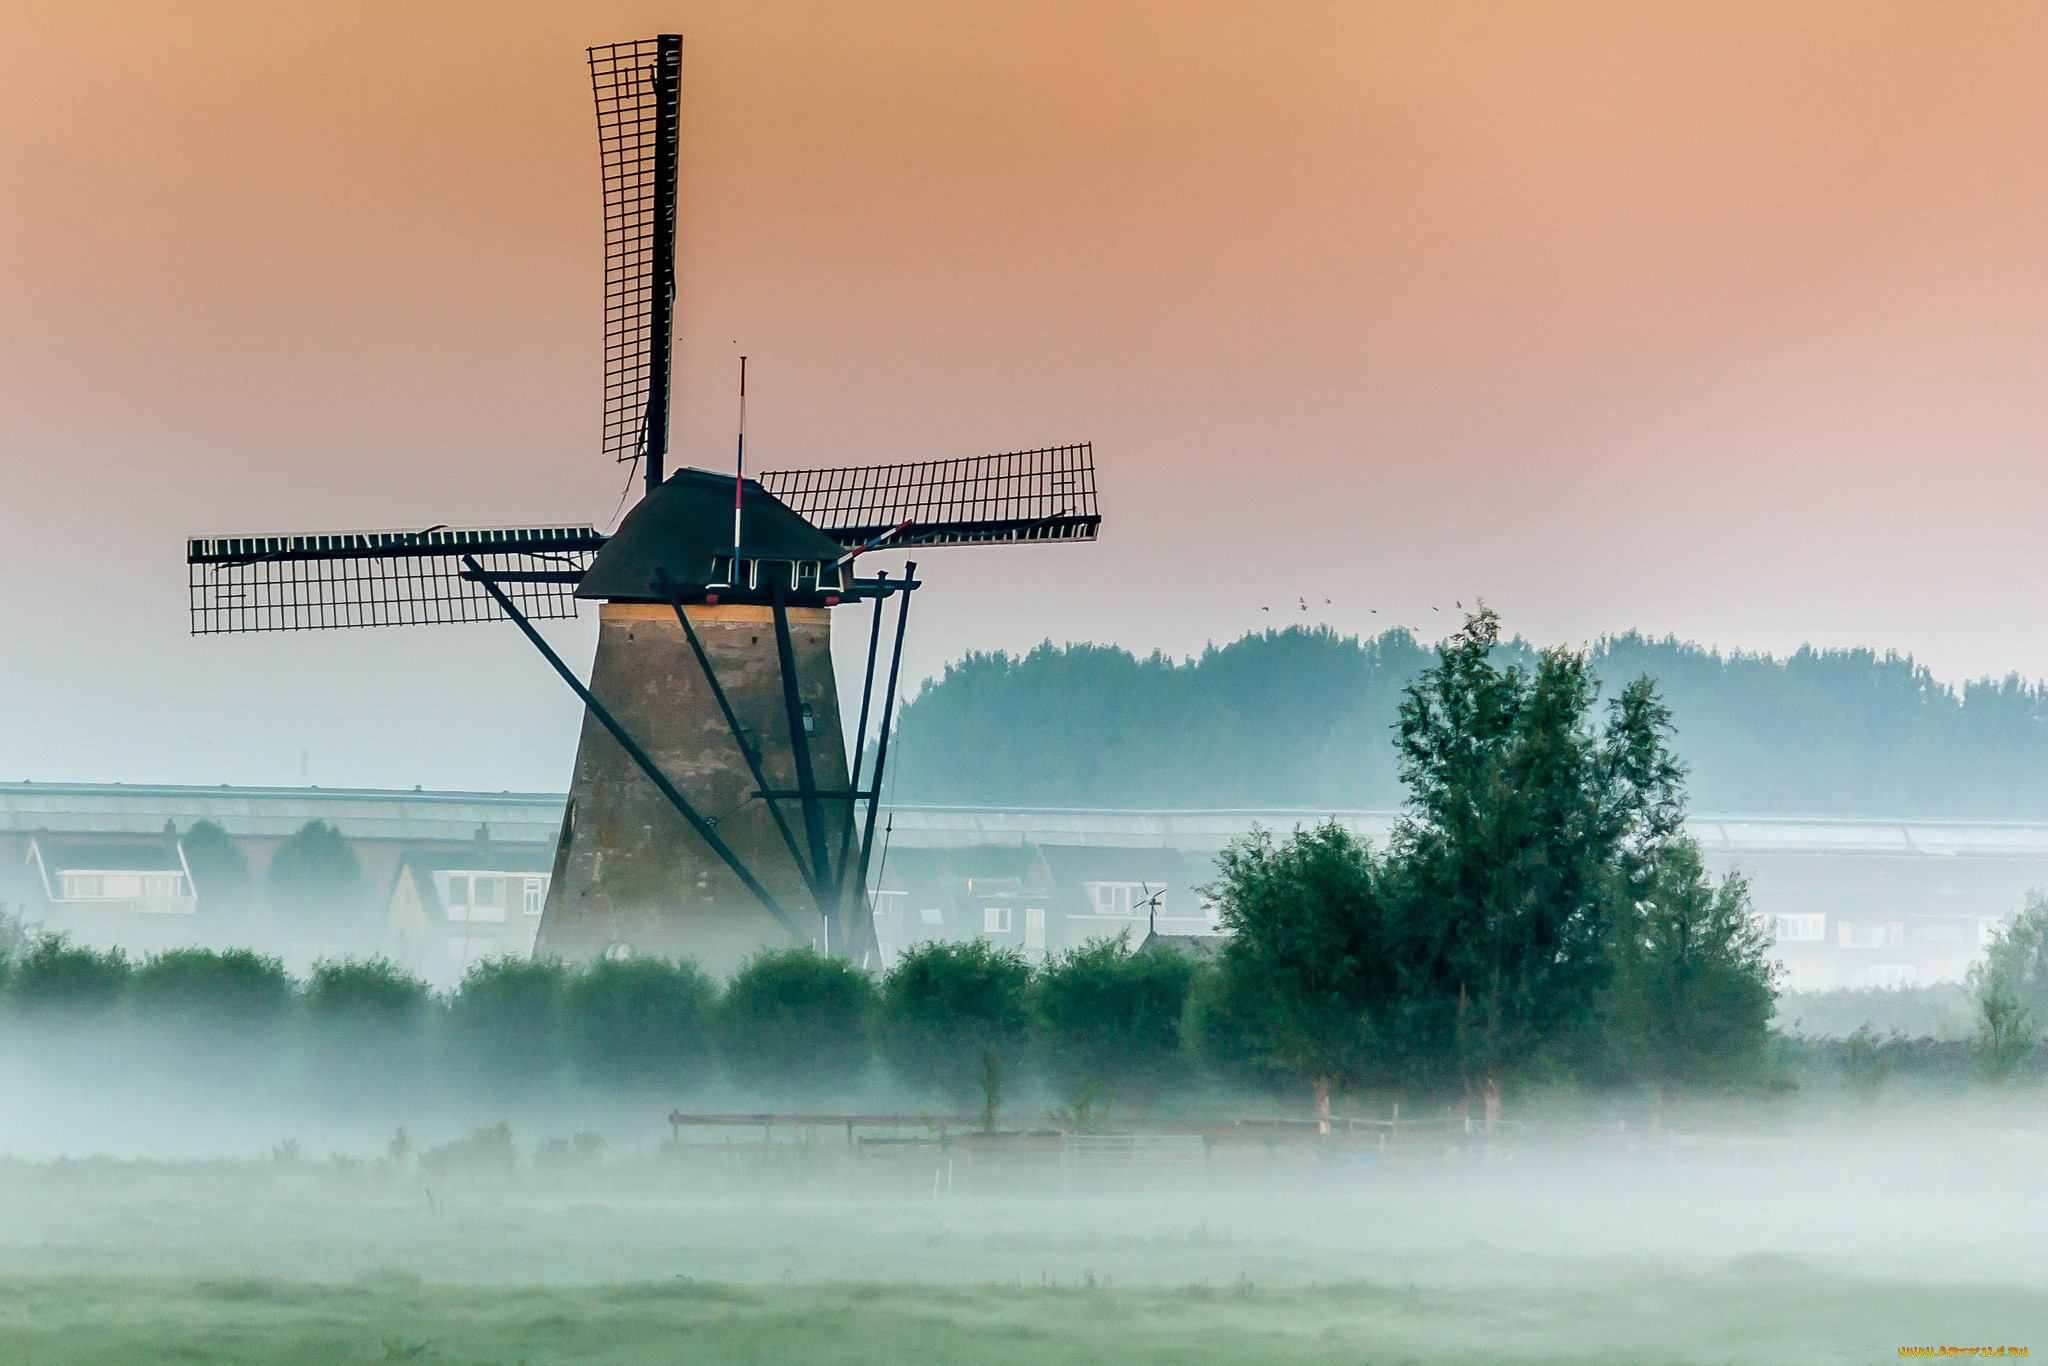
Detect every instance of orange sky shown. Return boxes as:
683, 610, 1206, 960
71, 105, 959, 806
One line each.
2, 0, 2044, 789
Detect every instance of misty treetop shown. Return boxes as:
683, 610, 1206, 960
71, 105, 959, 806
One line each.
885, 624, 2048, 817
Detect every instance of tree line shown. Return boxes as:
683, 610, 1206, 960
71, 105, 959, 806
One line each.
0, 932, 1205, 1111
2, 612, 1788, 1115
887, 623, 2048, 817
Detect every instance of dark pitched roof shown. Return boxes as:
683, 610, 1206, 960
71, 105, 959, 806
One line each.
32, 839, 183, 874
576, 467, 844, 601
393, 846, 557, 877
1140, 931, 1227, 960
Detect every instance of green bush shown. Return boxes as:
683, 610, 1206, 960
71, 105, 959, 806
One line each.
301, 958, 431, 1078
447, 956, 568, 1087
717, 948, 876, 1098
878, 939, 1030, 1105
1033, 933, 1196, 1107
129, 948, 292, 1033
6, 935, 130, 1016
560, 956, 717, 1092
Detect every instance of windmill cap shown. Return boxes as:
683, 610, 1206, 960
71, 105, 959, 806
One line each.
576, 466, 845, 602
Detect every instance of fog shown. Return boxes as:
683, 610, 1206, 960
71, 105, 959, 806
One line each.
1, 1020, 2041, 1364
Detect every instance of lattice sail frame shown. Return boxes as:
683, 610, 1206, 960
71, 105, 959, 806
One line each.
758, 444, 1100, 549
187, 527, 605, 634
589, 37, 680, 467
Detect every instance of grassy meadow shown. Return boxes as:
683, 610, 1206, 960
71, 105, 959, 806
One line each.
1, 1114, 2043, 1365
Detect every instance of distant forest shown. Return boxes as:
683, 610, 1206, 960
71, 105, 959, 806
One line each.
883, 626, 2048, 818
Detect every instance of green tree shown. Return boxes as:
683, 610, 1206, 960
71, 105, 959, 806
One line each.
1389, 608, 1772, 1107
266, 820, 364, 937
1975, 892, 2048, 1018
1032, 931, 1199, 1109
1970, 894, 2048, 1081
1203, 823, 1395, 1116
179, 821, 254, 931
559, 956, 717, 1092
447, 956, 569, 1089
717, 948, 876, 1098
1601, 847, 1777, 1088
129, 948, 292, 1032
878, 938, 1031, 1105
5, 935, 130, 1016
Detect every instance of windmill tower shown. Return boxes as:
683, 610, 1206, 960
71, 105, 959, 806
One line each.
184, 35, 1100, 972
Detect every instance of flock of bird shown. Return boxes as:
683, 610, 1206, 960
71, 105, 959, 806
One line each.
1260, 598, 1466, 618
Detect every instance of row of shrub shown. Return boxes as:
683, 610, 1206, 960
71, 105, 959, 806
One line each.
0, 934, 1206, 1108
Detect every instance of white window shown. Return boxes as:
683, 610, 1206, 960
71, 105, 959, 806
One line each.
143, 874, 185, 900
1772, 914, 1825, 943
439, 871, 525, 923
1024, 906, 1046, 952
1869, 964, 1918, 989
984, 905, 1013, 934
919, 907, 945, 926
62, 873, 103, 899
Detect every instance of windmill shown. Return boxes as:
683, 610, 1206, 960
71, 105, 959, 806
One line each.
183, 35, 1099, 971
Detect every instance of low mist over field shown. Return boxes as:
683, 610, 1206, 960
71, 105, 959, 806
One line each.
2, 1005, 2046, 1365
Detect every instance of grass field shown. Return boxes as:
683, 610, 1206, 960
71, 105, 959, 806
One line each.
0, 1265, 2040, 1366
1, 1124, 2043, 1365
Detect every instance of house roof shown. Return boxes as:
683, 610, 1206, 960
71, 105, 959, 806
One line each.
394, 846, 557, 877
870, 844, 1037, 894
1140, 931, 1227, 960
30, 838, 184, 874
1029, 844, 1193, 900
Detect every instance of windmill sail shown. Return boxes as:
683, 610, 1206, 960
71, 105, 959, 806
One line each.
186, 526, 605, 634
589, 36, 681, 483
758, 443, 1100, 550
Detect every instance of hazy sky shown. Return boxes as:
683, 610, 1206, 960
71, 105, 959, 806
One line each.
3, 0, 2043, 791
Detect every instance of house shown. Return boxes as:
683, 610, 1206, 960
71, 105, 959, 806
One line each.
23, 833, 199, 952
386, 844, 555, 987
867, 845, 1047, 965
1021, 845, 1218, 957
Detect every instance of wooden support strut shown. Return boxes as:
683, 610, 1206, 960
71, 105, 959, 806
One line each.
464, 557, 807, 944
854, 562, 917, 905
832, 569, 890, 902
770, 581, 837, 950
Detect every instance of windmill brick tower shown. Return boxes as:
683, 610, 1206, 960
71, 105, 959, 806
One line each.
184, 35, 1100, 972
